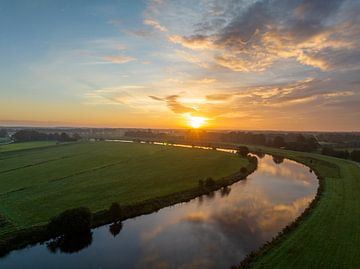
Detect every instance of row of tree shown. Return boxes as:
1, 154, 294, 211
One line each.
123, 130, 360, 162
272, 134, 320, 152
0, 129, 8, 138
12, 130, 81, 143
321, 147, 360, 162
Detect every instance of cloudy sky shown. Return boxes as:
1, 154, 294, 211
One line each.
1, 0, 359, 131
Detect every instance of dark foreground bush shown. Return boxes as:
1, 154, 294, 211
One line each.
237, 146, 250, 157
48, 207, 92, 236
205, 177, 216, 188
240, 167, 247, 174
247, 155, 258, 164
109, 202, 122, 220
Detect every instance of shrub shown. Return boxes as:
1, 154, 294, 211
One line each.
247, 155, 258, 164
109, 202, 122, 220
240, 167, 247, 174
48, 207, 92, 236
237, 146, 250, 157
198, 179, 204, 188
350, 150, 360, 162
205, 177, 216, 188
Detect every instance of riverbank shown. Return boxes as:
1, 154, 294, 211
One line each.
237, 146, 360, 268
0, 141, 257, 256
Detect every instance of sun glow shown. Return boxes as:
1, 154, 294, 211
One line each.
187, 115, 208, 129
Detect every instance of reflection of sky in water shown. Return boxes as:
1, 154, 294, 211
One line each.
0, 155, 318, 269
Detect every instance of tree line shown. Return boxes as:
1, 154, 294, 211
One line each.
321, 147, 360, 162
12, 130, 81, 143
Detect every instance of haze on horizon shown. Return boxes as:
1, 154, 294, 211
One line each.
1, 0, 360, 131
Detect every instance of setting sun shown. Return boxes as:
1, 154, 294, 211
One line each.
187, 116, 208, 129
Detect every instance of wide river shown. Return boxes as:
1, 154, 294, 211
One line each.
0, 151, 318, 269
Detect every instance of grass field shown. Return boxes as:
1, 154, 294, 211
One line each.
240, 146, 360, 269
0, 141, 248, 242
0, 141, 58, 153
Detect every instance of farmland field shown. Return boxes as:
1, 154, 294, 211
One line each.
0, 141, 248, 241
0, 141, 58, 153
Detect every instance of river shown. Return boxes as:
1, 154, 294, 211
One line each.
0, 148, 318, 269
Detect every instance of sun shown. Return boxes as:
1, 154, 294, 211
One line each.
187, 115, 208, 129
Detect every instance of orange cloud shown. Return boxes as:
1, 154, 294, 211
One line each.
144, 18, 167, 32
103, 55, 135, 64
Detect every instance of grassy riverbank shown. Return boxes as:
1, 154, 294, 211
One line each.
238, 146, 360, 269
0, 141, 254, 255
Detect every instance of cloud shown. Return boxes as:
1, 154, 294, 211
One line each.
144, 19, 167, 32
149, 95, 196, 114
206, 93, 233, 101
165, 0, 360, 72
169, 35, 216, 50
102, 55, 135, 64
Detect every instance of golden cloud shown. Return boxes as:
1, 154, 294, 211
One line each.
103, 55, 135, 64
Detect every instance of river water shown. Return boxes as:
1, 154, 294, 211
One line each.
0, 151, 318, 269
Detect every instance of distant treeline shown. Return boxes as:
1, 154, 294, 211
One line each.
12, 130, 81, 143
124, 130, 360, 163
0, 129, 8, 138
124, 130, 320, 152
317, 133, 360, 147
124, 130, 170, 140
321, 147, 360, 162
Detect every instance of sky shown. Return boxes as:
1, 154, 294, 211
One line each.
0, 0, 359, 131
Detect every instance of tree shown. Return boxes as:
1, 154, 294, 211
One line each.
109, 202, 122, 220
273, 136, 286, 148
72, 133, 81, 141
322, 147, 349, 159
237, 146, 249, 157
48, 207, 92, 236
59, 132, 72, 142
351, 150, 360, 162
0, 129, 7, 138
204, 177, 215, 188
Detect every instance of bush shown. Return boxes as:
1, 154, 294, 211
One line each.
247, 155, 258, 164
321, 147, 350, 159
198, 179, 204, 188
204, 177, 216, 188
109, 202, 122, 220
237, 146, 250, 157
48, 207, 92, 236
350, 150, 360, 162
240, 167, 247, 174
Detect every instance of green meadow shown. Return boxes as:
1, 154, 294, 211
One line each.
0, 141, 248, 240
0, 141, 58, 153
239, 146, 360, 269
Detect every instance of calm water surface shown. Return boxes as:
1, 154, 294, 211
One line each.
0, 154, 318, 269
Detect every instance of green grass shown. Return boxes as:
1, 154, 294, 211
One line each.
0, 141, 58, 153
0, 141, 248, 240
241, 146, 360, 269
